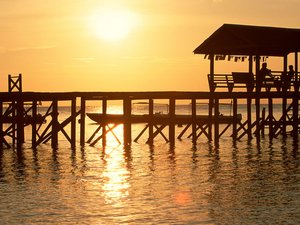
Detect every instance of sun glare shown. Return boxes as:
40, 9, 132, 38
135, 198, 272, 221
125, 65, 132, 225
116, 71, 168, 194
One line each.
88, 8, 137, 42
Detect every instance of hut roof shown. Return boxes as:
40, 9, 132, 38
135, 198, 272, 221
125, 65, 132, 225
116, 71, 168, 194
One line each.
193, 24, 300, 56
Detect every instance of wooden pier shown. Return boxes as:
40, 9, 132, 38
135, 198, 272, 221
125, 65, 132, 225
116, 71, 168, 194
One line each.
2, 24, 300, 150
0, 91, 299, 150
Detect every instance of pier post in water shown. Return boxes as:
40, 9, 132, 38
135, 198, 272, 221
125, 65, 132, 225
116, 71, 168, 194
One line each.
232, 98, 238, 140
102, 98, 107, 146
32, 100, 37, 147
191, 98, 197, 144
51, 100, 58, 148
148, 99, 154, 145
80, 97, 86, 146
169, 98, 176, 145
123, 97, 132, 145
71, 97, 76, 149
214, 98, 219, 143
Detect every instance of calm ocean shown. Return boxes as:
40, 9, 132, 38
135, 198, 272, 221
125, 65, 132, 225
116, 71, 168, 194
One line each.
0, 104, 299, 224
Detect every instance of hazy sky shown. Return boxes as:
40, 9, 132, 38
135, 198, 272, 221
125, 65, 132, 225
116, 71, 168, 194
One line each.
1, 0, 300, 92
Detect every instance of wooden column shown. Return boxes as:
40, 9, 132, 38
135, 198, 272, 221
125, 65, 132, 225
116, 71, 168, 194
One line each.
148, 99, 154, 145
51, 100, 58, 148
247, 97, 252, 139
208, 54, 214, 140
71, 98, 76, 149
282, 55, 288, 136
123, 97, 131, 145
80, 97, 86, 146
232, 98, 237, 140
268, 97, 274, 139
292, 95, 298, 139
191, 98, 197, 144
255, 55, 261, 141
214, 98, 219, 144
169, 98, 176, 146
32, 100, 37, 148
102, 99, 107, 146
295, 52, 299, 91
16, 97, 24, 150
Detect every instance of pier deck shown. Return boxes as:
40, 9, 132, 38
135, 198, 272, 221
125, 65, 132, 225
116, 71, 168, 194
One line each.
0, 91, 299, 150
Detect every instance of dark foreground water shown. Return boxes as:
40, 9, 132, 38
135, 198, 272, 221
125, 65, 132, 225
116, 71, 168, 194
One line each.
0, 134, 299, 224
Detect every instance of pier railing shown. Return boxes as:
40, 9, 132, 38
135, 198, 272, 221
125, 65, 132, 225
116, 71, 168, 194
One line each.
0, 91, 299, 150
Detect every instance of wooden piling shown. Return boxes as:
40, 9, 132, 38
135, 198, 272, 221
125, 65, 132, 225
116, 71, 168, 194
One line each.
169, 98, 176, 145
214, 98, 219, 143
232, 98, 237, 140
123, 97, 131, 145
191, 98, 197, 144
32, 100, 37, 147
51, 100, 58, 148
268, 97, 274, 139
148, 99, 154, 145
102, 98, 107, 146
80, 97, 86, 146
16, 98, 24, 150
71, 98, 76, 149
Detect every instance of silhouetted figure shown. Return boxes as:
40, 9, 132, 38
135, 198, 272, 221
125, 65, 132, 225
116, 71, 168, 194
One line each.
257, 62, 274, 91
283, 65, 294, 90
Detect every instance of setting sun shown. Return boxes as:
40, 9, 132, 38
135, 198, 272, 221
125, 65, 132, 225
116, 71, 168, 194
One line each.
88, 8, 137, 42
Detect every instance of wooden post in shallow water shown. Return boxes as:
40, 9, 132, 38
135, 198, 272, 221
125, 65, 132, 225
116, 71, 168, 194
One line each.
102, 98, 107, 146
191, 98, 197, 144
80, 97, 86, 146
148, 99, 154, 145
32, 100, 37, 147
169, 98, 176, 146
71, 98, 76, 149
268, 98, 274, 139
214, 98, 219, 143
232, 98, 238, 140
123, 97, 131, 145
51, 100, 58, 148
16, 98, 24, 150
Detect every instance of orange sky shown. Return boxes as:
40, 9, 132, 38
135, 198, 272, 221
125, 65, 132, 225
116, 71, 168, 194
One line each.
1, 0, 300, 92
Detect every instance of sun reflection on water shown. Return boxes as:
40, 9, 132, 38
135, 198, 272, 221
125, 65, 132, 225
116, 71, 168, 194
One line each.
101, 147, 130, 205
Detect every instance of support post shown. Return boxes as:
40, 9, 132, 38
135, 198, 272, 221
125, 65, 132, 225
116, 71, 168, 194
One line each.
16, 97, 24, 151
51, 100, 58, 148
232, 98, 237, 140
123, 97, 132, 145
214, 98, 219, 144
32, 100, 37, 148
80, 97, 86, 146
148, 99, 154, 145
247, 98, 252, 139
169, 98, 175, 146
191, 98, 197, 144
71, 97, 76, 149
268, 97, 274, 139
292, 95, 298, 139
102, 98, 107, 146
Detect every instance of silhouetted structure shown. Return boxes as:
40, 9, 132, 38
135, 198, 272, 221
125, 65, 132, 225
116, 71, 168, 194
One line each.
1, 24, 300, 150
194, 23, 300, 141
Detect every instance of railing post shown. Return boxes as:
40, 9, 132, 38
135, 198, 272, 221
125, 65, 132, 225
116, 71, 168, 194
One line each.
80, 97, 86, 146
169, 98, 176, 146
123, 97, 132, 145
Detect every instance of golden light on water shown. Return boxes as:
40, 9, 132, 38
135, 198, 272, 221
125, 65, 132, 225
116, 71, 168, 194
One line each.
101, 147, 130, 205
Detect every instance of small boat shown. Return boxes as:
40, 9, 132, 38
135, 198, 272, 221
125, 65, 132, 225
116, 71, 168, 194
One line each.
86, 113, 242, 125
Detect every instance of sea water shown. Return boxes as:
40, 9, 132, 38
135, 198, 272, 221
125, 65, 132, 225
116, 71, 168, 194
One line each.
0, 104, 299, 225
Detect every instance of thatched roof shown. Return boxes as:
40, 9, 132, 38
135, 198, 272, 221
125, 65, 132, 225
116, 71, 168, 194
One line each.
194, 24, 300, 56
